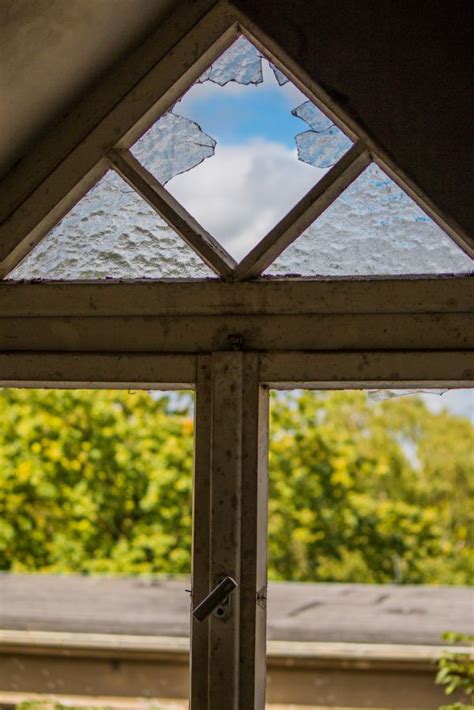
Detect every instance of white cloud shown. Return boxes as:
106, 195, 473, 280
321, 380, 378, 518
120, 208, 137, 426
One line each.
166, 138, 324, 260
422, 389, 474, 421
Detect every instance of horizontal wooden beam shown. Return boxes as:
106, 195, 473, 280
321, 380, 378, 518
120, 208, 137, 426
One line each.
0, 277, 472, 317
0, 630, 459, 708
0, 353, 195, 388
0, 313, 472, 354
0, 351, 471, 388
260, 351, 474, 387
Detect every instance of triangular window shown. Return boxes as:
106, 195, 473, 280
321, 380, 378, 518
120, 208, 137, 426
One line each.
7, 172, 214, 280
4, 28, 471, 282
131, 36, 353, 261
265, 164, 473, 276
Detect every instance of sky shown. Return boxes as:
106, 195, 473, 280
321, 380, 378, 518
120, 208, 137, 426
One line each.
166, 60, 324, 260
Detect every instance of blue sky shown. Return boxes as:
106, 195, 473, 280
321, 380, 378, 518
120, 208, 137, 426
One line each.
168, 60, 321, 259
176, 60, 306, 148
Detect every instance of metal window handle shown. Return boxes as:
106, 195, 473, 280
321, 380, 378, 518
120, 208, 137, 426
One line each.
192, 576, 238, 623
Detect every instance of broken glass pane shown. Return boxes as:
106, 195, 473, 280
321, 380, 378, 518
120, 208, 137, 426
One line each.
132, 113, 216, 185
266, 163, 473, 276
6, 171, 214, 280
293, 101, 352, 168
270, 63, 290, 86
131, 36, 353, 261
366, 389, 448, 404
292, 101, 333, 132
197, 35, 263, 86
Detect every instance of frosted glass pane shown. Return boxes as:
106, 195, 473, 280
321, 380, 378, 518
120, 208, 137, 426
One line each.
266, 164, 473, 276
131, 36, 353, 261
7, 172, 214, 280
197, 35, 263, 86
132, 112, 216, 186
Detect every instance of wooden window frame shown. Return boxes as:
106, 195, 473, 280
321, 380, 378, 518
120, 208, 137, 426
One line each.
0, 278, 472, 708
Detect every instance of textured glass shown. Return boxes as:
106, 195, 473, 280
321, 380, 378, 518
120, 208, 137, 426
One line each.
270, 63, 290, 86
197, 35, 263, 85
267, 163, 473, 276
7, 172, 214, 280
132, 113, 216, 185
129, 36, 353, 261
293, 101, 352, 168
293, 101, 334, 132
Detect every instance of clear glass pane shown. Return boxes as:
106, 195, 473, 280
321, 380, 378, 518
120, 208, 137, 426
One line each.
266, 163, 473, 276
267, 388, 473, 707
6, 171, 214, 280
131, 36, 353, 261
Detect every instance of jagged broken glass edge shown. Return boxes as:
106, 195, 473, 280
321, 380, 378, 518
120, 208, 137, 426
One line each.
6, 171, 215, 280
366, 389, 448, 404
266, 163, 474, 276
295, 127, 353, 169
131, 112, 216, 186
293, 101, 334, 132
269, 62, 290, 86
197, 35, 263, 86
132, 34, 353, 191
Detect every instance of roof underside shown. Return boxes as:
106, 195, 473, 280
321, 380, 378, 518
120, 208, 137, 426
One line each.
0, 0, 472, 241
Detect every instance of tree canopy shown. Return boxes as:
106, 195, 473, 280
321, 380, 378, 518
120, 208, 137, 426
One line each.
0, 388, 472, 584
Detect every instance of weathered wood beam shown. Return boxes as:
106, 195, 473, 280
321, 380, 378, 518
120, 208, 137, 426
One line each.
0, 353, 195, 388
0, 277, 472, 317
0, 313, 471, 353
0, 630, 461, 709
260, 351, 474, 388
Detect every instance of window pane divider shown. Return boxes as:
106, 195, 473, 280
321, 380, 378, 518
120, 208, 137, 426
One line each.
233, 142, 370, 281
108, 148, 237, 280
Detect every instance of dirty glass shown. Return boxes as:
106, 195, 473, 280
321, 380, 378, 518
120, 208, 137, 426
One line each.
6, 171, 214, 280
131, 35, 353, 261
266, 163, 473, 276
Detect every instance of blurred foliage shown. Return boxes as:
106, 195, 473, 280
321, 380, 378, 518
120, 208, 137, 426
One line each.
268, 391, 473, 583
0, 388, 472, 584
436, 632, 474, 708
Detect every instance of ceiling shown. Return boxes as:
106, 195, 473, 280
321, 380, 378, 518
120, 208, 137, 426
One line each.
0, 0, 174, 176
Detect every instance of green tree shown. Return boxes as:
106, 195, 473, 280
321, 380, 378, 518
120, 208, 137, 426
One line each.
0, 389, 193, 574
0, 388, 472, 584
268, 391, 473, 584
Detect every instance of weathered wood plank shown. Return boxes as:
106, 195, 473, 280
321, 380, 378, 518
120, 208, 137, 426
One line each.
2, 576, 472, 647
0, 353, 195, 387
260, 351, 474, 387
0, 313, 472, 353
1, 278, 471, 317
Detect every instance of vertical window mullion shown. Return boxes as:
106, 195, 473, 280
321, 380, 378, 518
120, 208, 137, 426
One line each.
191, 352, 269, 710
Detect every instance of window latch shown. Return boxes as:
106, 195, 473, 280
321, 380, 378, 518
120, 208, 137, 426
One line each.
192, 576, 238, 622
